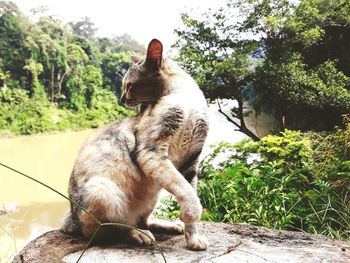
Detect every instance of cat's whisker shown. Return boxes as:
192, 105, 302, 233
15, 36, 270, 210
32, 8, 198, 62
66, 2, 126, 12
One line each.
137, 99, 158, 103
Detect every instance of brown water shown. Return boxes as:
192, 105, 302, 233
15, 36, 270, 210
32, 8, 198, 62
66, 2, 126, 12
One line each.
0, 130, 93, 256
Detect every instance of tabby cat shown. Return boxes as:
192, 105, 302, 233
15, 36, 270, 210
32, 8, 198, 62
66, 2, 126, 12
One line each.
62, 39, 209, 250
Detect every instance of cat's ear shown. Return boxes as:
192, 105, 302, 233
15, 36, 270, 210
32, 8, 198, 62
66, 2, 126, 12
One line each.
145, 39, 163, 69
131, 56, 142, 64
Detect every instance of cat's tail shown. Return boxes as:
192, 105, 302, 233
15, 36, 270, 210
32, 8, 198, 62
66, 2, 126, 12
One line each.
61, 211, 81, 234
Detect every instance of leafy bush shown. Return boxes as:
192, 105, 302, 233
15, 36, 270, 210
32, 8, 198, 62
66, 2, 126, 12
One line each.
0, 88, 54, 135
198, 130, 350, 239
154, 196, 180, 220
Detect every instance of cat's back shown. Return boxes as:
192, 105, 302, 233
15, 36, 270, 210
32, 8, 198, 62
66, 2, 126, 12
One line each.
72, 117, 136, 177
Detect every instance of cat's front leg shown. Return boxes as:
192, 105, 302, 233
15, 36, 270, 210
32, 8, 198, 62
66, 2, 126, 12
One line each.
185, 223, 209, 251
138, 153, 208, 250
136, 144, 202, 225
180, 161, 209, 251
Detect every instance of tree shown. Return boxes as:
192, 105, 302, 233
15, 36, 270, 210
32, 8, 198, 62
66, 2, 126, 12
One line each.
58, 44, 88, 96
237, 0, 350, 130
0, 1, 27, 85
111, 34, 145, 53
0, 2, 139, 135
101, 52, 132, 95
23, 59, 46, 101
20, 11, 70, 103
69, 16, 97, 41
72, 35, 102, 66
174, 9, 260, 140
175, 0, 350, 135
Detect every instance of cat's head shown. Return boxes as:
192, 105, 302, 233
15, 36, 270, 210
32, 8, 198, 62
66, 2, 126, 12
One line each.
120, 39, 166, 108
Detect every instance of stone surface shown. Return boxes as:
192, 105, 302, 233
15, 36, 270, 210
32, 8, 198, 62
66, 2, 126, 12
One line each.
14, 222, 350, 263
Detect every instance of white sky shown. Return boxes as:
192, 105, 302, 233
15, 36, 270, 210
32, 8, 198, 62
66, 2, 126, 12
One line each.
12, 0, 226, 52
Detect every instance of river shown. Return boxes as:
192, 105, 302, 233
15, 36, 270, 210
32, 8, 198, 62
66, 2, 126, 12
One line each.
0, 130, 93, 257
0, 102, 274, 257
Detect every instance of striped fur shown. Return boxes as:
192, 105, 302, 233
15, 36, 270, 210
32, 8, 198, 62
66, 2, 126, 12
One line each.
61, 39, 209, 250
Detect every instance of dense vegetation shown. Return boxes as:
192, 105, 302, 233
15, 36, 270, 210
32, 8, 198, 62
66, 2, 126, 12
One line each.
175, 0, 350, 138
199, 127, 350, 239
0, 2, 142, 135
157, 0, 350, 240
158, 126, 350, 239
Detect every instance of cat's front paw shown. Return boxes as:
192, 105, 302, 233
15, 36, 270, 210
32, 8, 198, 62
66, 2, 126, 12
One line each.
186, 234, 209, 251
179, 197, 202, 224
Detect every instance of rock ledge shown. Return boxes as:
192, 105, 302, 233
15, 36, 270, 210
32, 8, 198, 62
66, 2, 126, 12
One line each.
14, 222, 350, 263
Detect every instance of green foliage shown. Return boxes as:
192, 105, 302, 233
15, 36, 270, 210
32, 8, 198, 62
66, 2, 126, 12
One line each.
176, 0, 350, 133
154, 196, 180, 220
0, 86, 132, 135
244, 0, 350, 130
66, 44, 89, 67
101, 52, 132, 94
0, 2, 142, 135
174, 11, 254, 101
69, 16, 97, 41
305, 126, 350, 188
0, 88, 53, 134
199, 130, 350, 239
174, 9, 260, 140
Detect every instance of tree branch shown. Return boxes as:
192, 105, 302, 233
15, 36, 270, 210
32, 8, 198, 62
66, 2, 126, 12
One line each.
217, 99, 242, 129
216, 99, 260, 141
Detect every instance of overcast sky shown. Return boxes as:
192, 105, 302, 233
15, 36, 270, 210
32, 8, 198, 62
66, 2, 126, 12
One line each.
12, 0, 226, 51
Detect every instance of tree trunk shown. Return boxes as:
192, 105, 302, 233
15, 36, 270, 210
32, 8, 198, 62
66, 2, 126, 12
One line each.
278, 107, 286, 132
51, 65, 55, 103
58, 70, 70, 96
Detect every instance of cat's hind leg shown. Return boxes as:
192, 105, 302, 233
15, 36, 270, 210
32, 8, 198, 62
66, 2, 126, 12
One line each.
126, 228, 155, 246
77, 176, 127, 237
77, 176, 155, 246
144, 217, 184, 234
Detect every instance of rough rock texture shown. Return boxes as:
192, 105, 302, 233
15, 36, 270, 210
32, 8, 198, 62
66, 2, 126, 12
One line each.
14, 222, 350, 263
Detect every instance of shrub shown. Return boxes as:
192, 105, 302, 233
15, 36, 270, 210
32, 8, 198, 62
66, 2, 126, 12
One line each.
198, 130, 350, 239
0, 88, 54, 135
154, 196, 180, 220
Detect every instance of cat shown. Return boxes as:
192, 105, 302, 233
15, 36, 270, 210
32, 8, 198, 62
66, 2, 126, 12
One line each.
61, 39, 209, 251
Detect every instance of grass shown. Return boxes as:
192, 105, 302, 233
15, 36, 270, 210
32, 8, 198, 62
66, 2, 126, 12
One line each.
0, 224, 16, 263
0, 244, 15, 263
